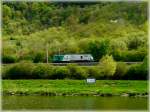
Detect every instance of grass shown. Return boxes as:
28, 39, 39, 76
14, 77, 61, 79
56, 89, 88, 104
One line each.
2, 80, 148, 96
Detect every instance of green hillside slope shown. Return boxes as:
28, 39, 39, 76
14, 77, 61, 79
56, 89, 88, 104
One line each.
2, 2, 148, 63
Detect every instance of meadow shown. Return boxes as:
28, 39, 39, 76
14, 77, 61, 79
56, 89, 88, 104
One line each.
3, 80, 148, 96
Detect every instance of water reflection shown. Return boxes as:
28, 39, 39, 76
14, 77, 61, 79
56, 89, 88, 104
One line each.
2, 96, 148, 110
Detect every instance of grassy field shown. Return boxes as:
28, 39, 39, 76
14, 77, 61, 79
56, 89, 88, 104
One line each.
2, 80, 148, 96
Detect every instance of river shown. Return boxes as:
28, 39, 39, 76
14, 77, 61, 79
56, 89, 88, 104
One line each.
2, 96, 148, 110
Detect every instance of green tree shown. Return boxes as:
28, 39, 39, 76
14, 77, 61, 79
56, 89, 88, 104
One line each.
99, 55, 117, 77
88, 39, 110, 61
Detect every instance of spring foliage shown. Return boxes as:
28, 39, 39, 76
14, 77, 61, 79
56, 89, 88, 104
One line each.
99, 55, 117, 77
2, 2, 148, 63
2, 57, 147, 80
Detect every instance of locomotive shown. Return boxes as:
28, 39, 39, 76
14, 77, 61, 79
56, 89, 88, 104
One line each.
53, 54, 94, 63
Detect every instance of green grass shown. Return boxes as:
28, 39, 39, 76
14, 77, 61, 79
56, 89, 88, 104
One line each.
2, 80, 148, 96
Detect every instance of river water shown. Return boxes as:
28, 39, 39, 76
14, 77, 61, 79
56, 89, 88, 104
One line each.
2, 96, 148, 110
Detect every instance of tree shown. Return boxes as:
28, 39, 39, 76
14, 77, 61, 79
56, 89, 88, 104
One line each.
127, 33, 146, 49
3, 5, 12, 20
88, 39, 110, 61
99, 55, 117, 77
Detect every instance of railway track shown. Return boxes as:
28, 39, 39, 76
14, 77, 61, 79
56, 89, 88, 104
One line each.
2, 62, 143, 66
52, 62, 143, 66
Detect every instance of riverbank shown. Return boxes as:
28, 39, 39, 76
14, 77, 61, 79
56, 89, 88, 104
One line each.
3, 80, 148, 97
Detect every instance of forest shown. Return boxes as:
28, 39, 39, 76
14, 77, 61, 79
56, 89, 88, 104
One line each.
2, 2, 148, 63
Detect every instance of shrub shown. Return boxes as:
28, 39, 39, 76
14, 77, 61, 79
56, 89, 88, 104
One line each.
6, 61, 34, 79
32, 63, 53, 79
2, 55, 18, 63
123, 49, 146, 61
99, 55, 117, 78
127, 34, 146, 49
33, 52, 45, 63
110, 39, 127, 51
86, 67, 103, 79
124, 64, 140, 80
112, 49, 125, 61
124, 57, 148, 80
137, 56, 148, 80
2, 65, 13, 79
51, 67, 69, 79
112, 48, 146, 62
67, 64, 87, 79
114, 62, 128, 79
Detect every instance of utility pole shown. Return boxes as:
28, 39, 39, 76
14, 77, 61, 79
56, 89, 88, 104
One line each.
58, 47, 60, 55
46, 44, 49, 63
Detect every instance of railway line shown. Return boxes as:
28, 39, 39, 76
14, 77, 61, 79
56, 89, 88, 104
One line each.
2, 62, 143, 66
52, 62, 143, 66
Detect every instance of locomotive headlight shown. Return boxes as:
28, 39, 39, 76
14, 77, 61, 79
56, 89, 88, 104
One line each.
91, 56, 93, 60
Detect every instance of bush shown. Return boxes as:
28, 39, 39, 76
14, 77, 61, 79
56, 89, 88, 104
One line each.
2, 65, 13, 79
99, 55, 117, 78
33, 52, 45, 63
110, 39, 127, 51
123, 49, 146, 61
6, 61, 34, 79
112, 48, 146, 62
124, 64, 140, 80
127, 34, 146, 49
2, 57, 148, 80
114, 62, 128, 79
140, 56, 148, 77
86, 67, 103, 79
67, 64, 87, 79
112, 49, 125, 61
124, 57, 148, 80
2, 55, 18, 63
32, 63, 53, 79
51, 67, 69, 79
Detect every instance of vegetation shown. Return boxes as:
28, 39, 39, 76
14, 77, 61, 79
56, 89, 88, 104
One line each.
2, 2, 148, 63
99, 55, 117, 78
2, 57, 148, 80
114, 62, 128, 79
124, 56, 148, 80
2, 80, 148, 96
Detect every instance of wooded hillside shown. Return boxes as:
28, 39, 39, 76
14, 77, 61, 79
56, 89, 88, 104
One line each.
2, 2, 148, 63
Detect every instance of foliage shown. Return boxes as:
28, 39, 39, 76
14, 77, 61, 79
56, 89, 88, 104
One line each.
114, 62, 128, 79
87, 39, 110, 61
32, 63, 53, 79
2, 55, 18, 63
125, 57, 148, 80
51, 67, 69, 79
99, 55, 117, 77
5, 61, 34, 79
123, 48, 147, 61
86, 67, 103, 79
33, 52, 45, 63
2, 61, 147, 80
127, 32, 147, 49
2, 2, 148, 62
112, 47, 147, 61
67, 64, 87, 79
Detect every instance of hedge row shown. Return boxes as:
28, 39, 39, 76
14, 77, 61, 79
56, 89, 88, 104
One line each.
2, 61, 148, 80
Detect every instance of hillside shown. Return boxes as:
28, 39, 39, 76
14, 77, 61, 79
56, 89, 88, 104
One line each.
2, 2, 148, 63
